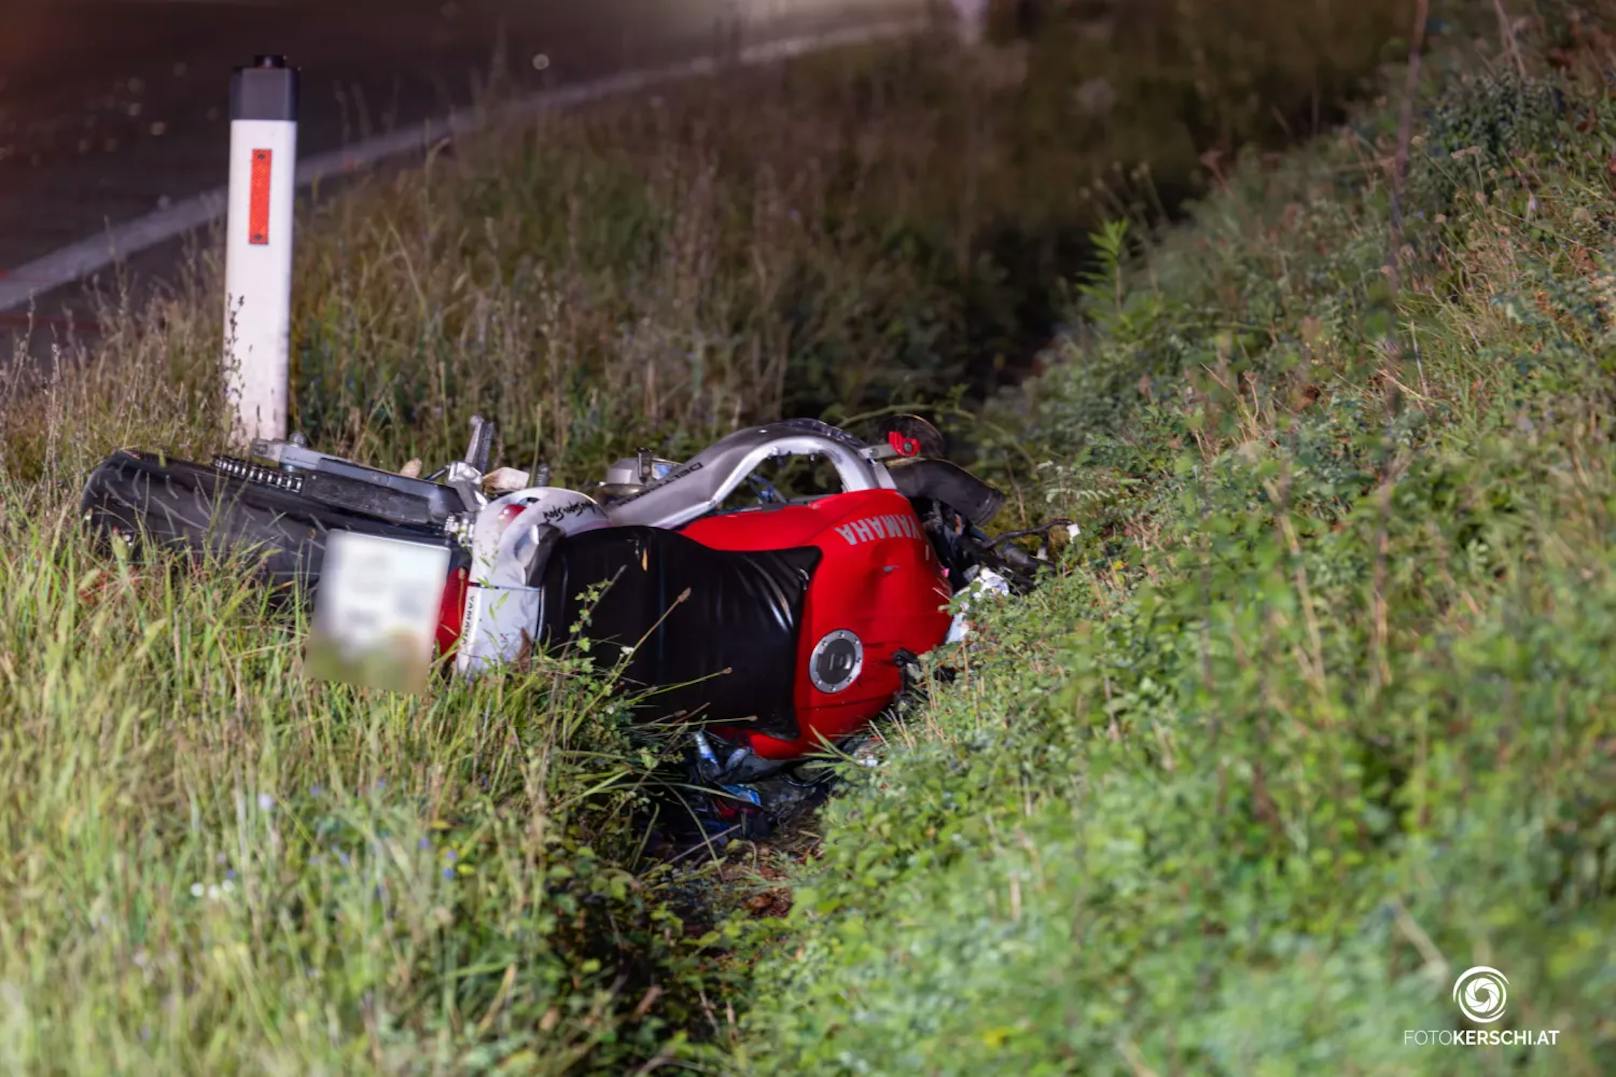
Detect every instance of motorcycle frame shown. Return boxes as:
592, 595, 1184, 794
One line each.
452, 419, 901, 674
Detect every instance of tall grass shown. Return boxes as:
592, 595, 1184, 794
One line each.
0, 508, 725, 1070
2, 1, 1405, 487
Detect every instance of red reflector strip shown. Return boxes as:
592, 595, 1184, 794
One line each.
435, 566, 469, 659
248, 149, 272, 245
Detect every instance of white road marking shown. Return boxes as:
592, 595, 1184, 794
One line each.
0, 17, 926, 315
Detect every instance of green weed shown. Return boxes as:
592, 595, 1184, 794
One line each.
737, 6, 1616, 1073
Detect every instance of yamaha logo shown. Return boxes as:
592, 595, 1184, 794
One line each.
809, 630, 863, 693
834, 513, 922, 545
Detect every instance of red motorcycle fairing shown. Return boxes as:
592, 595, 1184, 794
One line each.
679, 488, 953, 759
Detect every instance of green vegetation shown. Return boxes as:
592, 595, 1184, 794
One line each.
735, 5, 1616, 1072
0, 539, 710, 1070
10, 0, 1616, 1072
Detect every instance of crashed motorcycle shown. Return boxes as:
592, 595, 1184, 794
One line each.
81, 416, 1046, 834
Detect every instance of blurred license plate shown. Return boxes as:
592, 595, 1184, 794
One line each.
308, 531, 451, 692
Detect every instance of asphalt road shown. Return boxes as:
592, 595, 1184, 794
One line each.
0, 0, 925, 339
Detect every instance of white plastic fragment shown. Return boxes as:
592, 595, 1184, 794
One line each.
946, 566, 1012, 644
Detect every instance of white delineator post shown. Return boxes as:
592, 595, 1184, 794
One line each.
224, 55, 299, 445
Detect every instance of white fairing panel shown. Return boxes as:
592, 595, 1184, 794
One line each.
455, 488, 609, 675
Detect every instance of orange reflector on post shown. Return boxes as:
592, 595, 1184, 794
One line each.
248, 148, 272, 245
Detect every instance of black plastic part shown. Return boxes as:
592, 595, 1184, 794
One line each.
213, 453, 466, 525
993, 538, 1043, 580
520, 523, 565, 589
888, 459, 1005, 526
230, 58, 299, 121
81, 450, 458, 594
299, 470, 445, 527
286, 455, 466, 520
535, 527, 819, 739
